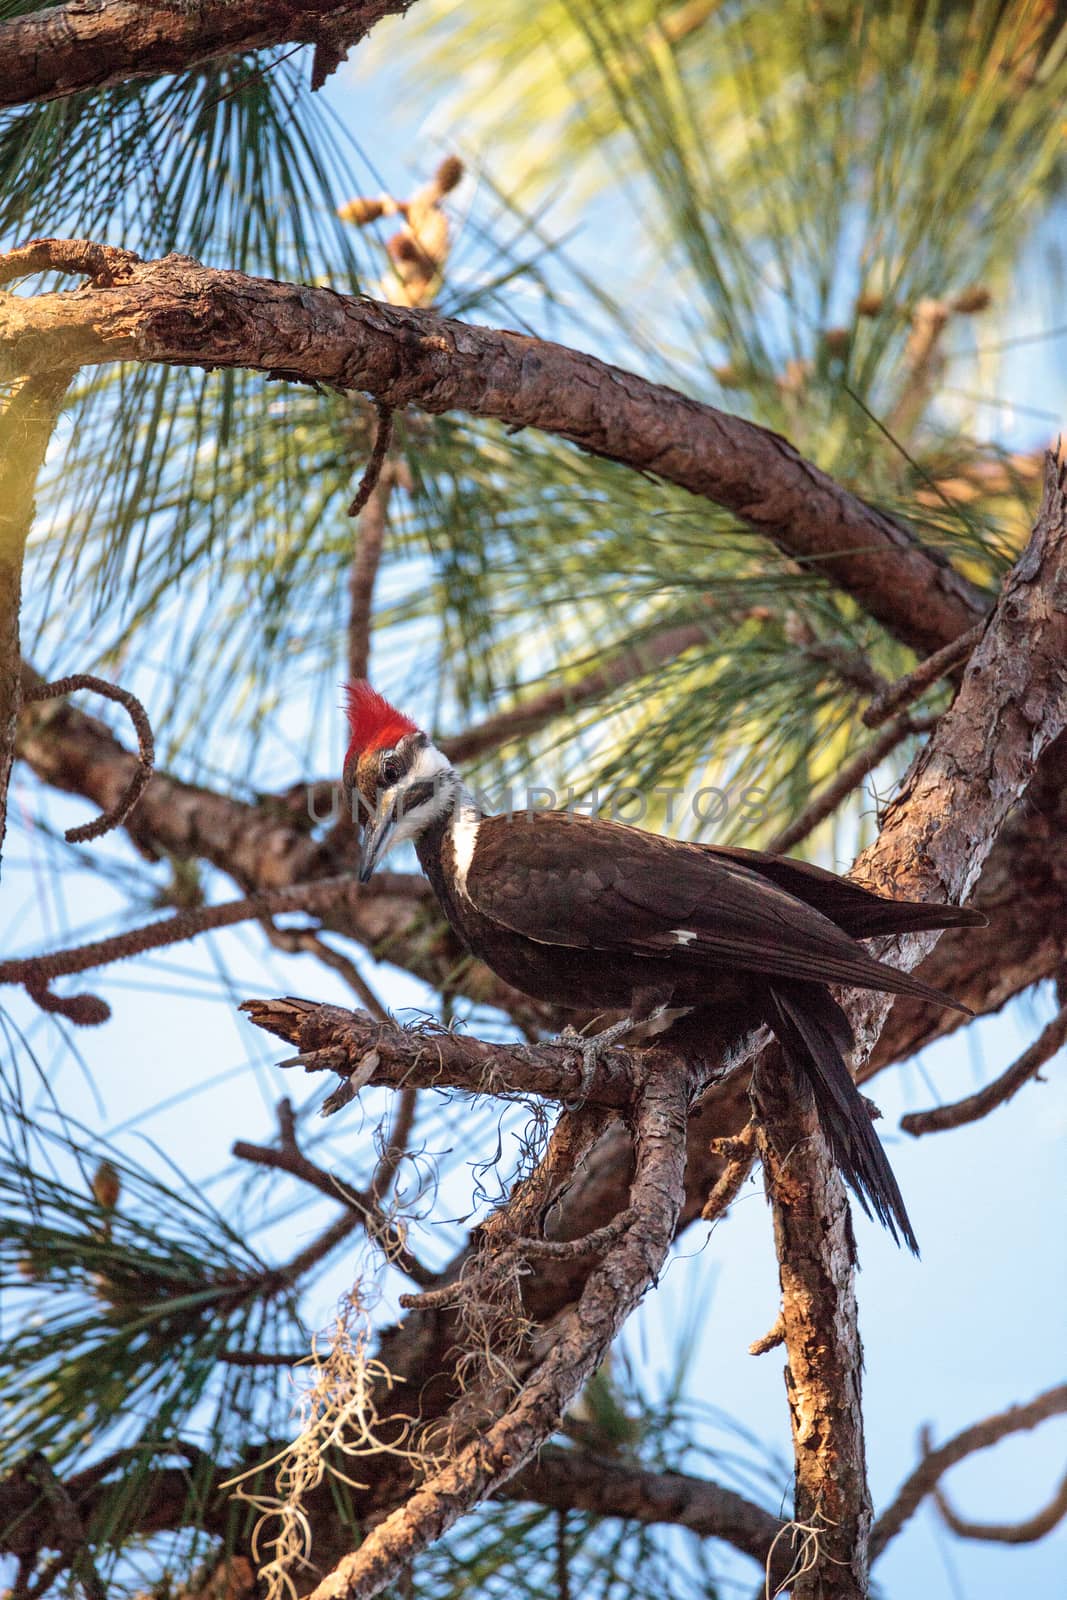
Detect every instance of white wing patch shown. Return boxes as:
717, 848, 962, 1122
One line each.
672, 929, 698, 946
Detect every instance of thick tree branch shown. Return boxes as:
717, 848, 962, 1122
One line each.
843, 451, 1067, 1066
304, 1057, 691, 1600
751, 1053, 871, 1600
741, 453, 1067, 1600
0, 1440, 790, 1588
0, 241, 988, 655
0, 1, 419, 110
870, 1383, 1067, 1558
505, 1445, 790, 1583
240, 997, 638, 1109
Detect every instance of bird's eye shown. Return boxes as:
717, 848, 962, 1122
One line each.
381, 756, 402, 787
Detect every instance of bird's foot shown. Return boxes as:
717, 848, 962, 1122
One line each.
559, 1016, 634, 1110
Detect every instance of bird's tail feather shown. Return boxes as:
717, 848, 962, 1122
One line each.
762, 981, 919, 1255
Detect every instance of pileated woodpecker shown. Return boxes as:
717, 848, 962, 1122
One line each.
344, 682, 984, 1253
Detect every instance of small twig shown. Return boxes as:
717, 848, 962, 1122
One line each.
766, 713, 937, 855
397, 1278, 463, 1312
749, 1312, 786, 1358
862, 624, 984, 728
347, 400, 393, 518
870, 1382, 1067, 1558
932, 1463, 1067, 1545
371, 1085, 418, 1202
264, 920, 390, 1020
273, 1209, 362, 1284
25, 672, 154, 843
512, 1208, 636, 1259
233, 1097, 435, 1287
220, 1349, 306, 1368
701, 1120, 756, 1221
901, 1002, 1067, 1136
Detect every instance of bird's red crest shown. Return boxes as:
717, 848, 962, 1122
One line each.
345, 681, 418, 757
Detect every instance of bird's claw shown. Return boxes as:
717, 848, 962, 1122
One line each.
558, 1016, 634, 1110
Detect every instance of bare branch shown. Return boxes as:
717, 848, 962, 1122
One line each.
870, 1383, 1067, 1558
0, 0, 420, 110
347, 474, 392, 682
505, 1445, 790, 1584
347, 400, 394, 519
765, 713, 937, 856
844, 450, 1067, 1068
862, 623, 984, 728
0, 877, 359, 1011
263, 921, 390, 1020
24, 673, 155, 843
0, 241, 988, 655
900, 1002, 1067, 1136
932, 1464, 1067, 1546
752, 1048, 872, 1599
232, 1095, 435, 1286
239, 996, 639, 1109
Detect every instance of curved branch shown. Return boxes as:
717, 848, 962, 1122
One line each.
24, 673, 155, 844
0, 1, 419, 111
0, 240, 988, 656
901, 1002, 1067, 1136
932, 1466, 1067, 1546
870, 1383, 1067, 1558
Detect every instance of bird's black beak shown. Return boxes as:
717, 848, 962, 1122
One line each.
358, 810, 396, 883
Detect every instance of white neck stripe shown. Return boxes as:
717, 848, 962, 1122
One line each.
449, 789, 480, 897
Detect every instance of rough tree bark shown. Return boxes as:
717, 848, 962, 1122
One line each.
0, 242, 987, 655
0, 0, 419, 108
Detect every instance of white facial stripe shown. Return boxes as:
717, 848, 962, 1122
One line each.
409, 742, 453, 784
373, 745, 461, 861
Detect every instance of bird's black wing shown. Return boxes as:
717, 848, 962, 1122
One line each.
467, 811, 968, 1011
701, 843, 986, 938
